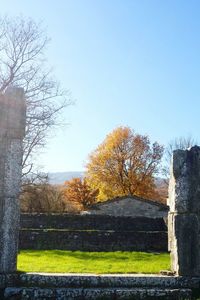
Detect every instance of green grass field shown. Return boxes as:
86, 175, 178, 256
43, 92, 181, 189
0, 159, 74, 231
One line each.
17, 250, 170, 274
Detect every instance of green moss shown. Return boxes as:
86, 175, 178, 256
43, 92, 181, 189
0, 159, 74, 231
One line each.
17, 250, 170, 274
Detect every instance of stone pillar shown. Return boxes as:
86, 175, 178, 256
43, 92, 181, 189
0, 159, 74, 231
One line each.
0, 87, 26, 273
168, 146, 200, 276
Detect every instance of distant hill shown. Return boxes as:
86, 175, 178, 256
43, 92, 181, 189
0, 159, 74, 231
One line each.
48, 171, 84, 184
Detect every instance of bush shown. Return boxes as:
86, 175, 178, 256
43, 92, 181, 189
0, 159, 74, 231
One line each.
20, 183, 82, 213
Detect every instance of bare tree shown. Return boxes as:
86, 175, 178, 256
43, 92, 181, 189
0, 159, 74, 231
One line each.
20, 183, 82, 213
20, 184, 66, 213
163, 135, 197, 179
0, 16, 71, 180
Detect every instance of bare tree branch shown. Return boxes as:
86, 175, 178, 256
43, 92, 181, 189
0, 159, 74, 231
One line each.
163, 135, 198, 180
0, 15, 72, 181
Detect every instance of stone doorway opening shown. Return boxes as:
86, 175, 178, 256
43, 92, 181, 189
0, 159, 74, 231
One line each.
1, 87, 200, 299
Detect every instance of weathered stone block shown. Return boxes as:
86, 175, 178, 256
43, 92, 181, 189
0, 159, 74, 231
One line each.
0, 87, 26, 273
168, 146, 200, 213
169, 213, 200, 276
0, 87, 26, 138
3, 287, 193, 300
15, 273, 200, 289
4, 140, 24, 198
0, 197, 20, 273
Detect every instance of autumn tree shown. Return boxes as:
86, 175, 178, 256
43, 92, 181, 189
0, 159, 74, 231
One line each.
0, 16, 71, 181
63, 178, 99, 209
86, 126, 164, 201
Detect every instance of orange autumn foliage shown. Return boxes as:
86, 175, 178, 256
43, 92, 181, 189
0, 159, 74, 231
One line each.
86, 126, 164, 201
63, 178, 98, 209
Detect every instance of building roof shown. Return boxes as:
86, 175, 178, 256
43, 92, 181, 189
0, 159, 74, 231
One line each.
90, 195, 168, 211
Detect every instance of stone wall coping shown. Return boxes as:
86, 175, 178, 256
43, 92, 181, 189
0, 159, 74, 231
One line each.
15, 273, 200, 289
1, 273, 200, 291
20, 273, 199, 278
1, 273, 190, 278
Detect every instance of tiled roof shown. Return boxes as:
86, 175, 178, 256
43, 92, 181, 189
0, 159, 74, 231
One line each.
90, 195, 168, 210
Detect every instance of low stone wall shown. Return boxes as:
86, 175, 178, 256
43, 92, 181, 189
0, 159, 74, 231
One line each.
20, 213, 167, 231
19, 214, 168, 252
2, 274, 200, 299
19, 230, 167, 252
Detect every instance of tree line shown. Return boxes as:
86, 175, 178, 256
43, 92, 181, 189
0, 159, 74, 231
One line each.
21, 126, 196, 213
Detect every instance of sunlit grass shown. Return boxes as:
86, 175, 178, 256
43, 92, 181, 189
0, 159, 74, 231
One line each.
17, 250, 170, 274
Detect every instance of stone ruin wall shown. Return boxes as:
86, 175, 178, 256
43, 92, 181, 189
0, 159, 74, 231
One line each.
19, 214, 168, 252
0, 87, 26, 273
1, 87, 200, 299
0, 85, 200, 281
168, 146, 200, 276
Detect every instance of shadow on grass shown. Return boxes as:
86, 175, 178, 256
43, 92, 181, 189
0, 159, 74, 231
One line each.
20, 250, 168, 262
18, 250, 170, 274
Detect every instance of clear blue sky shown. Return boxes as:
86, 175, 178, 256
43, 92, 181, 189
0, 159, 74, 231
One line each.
2, 1, 200, 172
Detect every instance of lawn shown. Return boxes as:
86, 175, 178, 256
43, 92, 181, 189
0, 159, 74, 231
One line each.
17, 250, 170, 274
